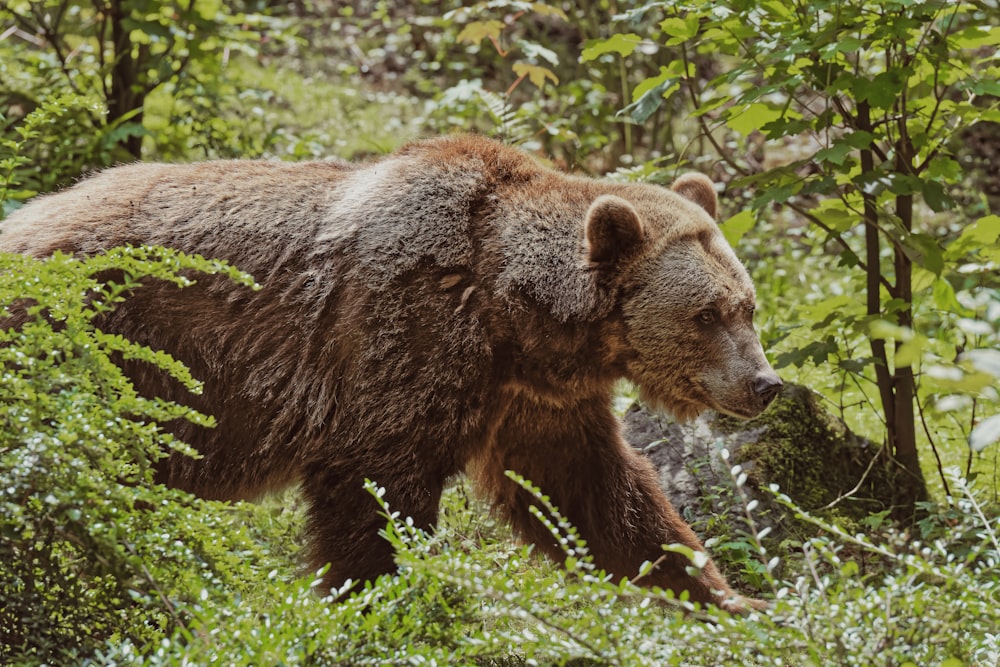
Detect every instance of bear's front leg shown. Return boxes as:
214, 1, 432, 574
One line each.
470, 394, 762, 613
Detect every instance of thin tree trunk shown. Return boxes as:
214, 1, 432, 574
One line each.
857, 101, 895, 436
108, 0, 144, 159
857, 100, 928, 517
892, 137, 929, 511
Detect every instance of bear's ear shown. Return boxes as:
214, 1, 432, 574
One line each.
585, 195, 645, 266
671, 173, 718, 220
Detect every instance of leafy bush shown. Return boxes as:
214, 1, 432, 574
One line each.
0, 247, 261, 661
0, 94, 122, 218
85, 470, 999, 666
0, 2, 297, 174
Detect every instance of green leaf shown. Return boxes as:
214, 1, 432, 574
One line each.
456, 20, 504, 45
939, 659, 966, 667
103, 122, 148, 150
726, 103, 784, 136
853, 70, 906, 110
720, 210, 755, 246
838, 358, 869, 373
775, 337, 840, 368
631, 61, 686, 101
903, 233, 944, 275
886, 173, 924, 196
870, 319, 910, 341
814, 141, 854, 166
511, 62, 559, 88
529, 2, 568, 20
946, 215, 1000, 260
843, 131, 875, 149
819, 36, 864, 58
2, 188, 38, 201
811, 198, 857, 233
659, 15, 699, 44
967, 79, 1000, 96
623, 76, 680, 123
924, 156, 962, 183
625, 64, 687, 123
930, 276, 964, 314
895, 337, 924, 368
954, 25, 1000, 48
580, 34, 643, 61
962, 214, 1000, 245
921, 179, 952, 213
752, 176, 803, 206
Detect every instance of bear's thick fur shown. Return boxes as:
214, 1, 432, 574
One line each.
0, 135, 782, 611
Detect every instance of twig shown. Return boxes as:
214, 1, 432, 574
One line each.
816, 441, 887, 511
679, 41, 748, 177
914, 378, 952, 499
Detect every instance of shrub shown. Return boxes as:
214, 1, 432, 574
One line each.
94, 471, 1000, 666
0, 247, 259, 661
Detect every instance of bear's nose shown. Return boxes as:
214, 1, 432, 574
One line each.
752, 372, 783, 407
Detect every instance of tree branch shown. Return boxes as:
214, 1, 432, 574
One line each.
679, 41, 749, 176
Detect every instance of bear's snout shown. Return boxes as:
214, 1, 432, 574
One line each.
751, 371, 783, 407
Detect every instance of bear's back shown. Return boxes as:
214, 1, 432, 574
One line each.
0, 159, 357, 275
1, 139, 546, 290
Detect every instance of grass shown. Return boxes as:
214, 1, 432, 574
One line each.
141, 53, 424, 162
226, 57, 425, 158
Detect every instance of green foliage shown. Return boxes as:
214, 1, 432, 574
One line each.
392, 0, 684, 169
137, 8, 300, 162
0, 94, 120, 218
0, 247, 259, 661
434, 2, 571, 147
0, 221, 995, 665
0, 1, 294, 172
592, 0, 1000, 506
2, 257, 988, 664
72, 471, 1000, 665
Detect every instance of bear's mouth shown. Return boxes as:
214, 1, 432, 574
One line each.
704, 392, 773, 420
691, 378, 764, 421
635, 382, 706, 422
631, 367, 764, 422
712, 404, 757, 420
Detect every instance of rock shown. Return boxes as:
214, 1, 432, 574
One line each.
624, 383, 895, 533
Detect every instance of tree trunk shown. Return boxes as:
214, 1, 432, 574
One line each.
857, 101, 928, 517
108, 0, 144, 159
891, 139, 929, 512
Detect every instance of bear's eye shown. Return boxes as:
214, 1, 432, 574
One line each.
697, 308, 717, 325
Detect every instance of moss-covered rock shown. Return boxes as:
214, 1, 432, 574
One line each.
623, 383, 896, 536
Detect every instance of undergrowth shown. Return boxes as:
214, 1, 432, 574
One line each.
85, 469, 1000, 666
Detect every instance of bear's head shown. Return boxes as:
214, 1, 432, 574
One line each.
586, 175, 782, 421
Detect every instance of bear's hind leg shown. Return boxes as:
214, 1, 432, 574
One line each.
300, 458, 445, 595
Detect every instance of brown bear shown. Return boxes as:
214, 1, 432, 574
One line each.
0, 135, 782, 612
